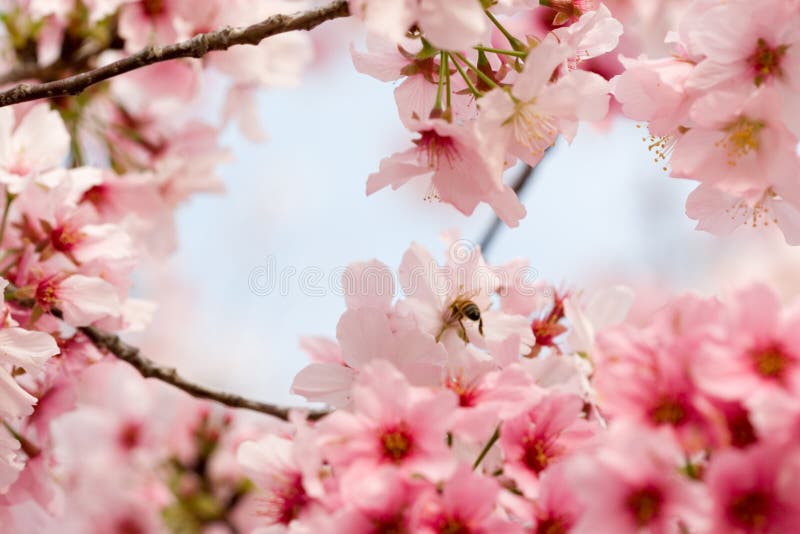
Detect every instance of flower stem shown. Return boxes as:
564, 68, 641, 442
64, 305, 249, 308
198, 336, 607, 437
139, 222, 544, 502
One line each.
474, 45, 527, 58
434, 51, 446, 112
454, 52, 499, 89
473, 426, 500, 470
0, 192, 15, 246
444, 53, 451, 109
448, 53, 482, 99
484, 10, 527, 52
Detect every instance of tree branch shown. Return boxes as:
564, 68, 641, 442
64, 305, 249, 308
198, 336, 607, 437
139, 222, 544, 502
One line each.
78, 325, 328, 421
0, 0, 350, 107
4, 286, 327, 420
479, 163, 536, 256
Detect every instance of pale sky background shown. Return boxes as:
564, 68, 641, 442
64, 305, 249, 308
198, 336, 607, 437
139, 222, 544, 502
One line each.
134, 20, 798, 407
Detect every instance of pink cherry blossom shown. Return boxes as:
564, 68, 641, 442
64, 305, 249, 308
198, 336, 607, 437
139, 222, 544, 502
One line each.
0, 105, 70, 194
367, 117, 526, 226
412, 463, 523, 533
349, 0, 487, 51
566, 423, 709, 533
694, 284, 800, 402
316, 360, 457, 480
706, 442, 800, 533
500, 391, 595, 497
479, 37, 611, 168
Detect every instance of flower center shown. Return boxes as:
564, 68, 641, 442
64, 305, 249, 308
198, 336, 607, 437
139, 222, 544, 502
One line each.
51, 224, 85, 253
381, 426, 414, 462
115, 516, 146, 534
750, 343, 792, 380
264, 473, 309, 525
626, 486, 662, 526
535, 517, 569, 534
511, 103, 558, 157
142, 0, 166, 16
117, 421, 142, 451
414, 130, 459, 170
523, 439, 551, 474
35, 279, 60, 309
728, 491, 771, 530
725, 188, 779, 228
749, 38, 787, 86
439, 518, 470, 534
650, 397, 688, 426
727, 408, 758, 448
446, 375, 478, 407
718, 117, 765, 165
373, 516, 407, 534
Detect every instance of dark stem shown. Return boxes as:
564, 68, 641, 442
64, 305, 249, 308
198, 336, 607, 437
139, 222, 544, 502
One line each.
479, 163, 536, 256
0, 0, 350, 107
79, 325, 328, 421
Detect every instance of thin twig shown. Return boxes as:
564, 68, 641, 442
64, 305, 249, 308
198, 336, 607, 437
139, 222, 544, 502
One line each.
0, 0, 350, 107
479, 163, 536, 256
3, 285, 327, 420
79, 325, 328, 421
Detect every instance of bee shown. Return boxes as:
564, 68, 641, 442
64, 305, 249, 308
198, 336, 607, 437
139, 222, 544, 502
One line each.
436, 297, 484, 343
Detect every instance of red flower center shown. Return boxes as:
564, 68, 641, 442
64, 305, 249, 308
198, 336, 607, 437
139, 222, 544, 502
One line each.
649, 397, 688, 426
35, 278, 60, 310
749, 38, 787, 86
523, 438, 551, 474
142, 0, 166, 16
438, 518, 470, 534
381, 426, 414, 463
750, 343, 793, 381
626, 486, 663, 526
51, 224, 85, 253
115, 516, 146, 534
728, 408, 758, 449
728, 491, 771, 530
535, 516, 570, 534
264, 473, 309, 525
414, 130, 459, 170
372, 515, 407, 534
117, 421, 142, 451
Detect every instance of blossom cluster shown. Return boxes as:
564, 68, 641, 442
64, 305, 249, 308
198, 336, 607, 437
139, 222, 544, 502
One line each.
243, 243, 800, 533
0, 0, 315, 528
0, 0, 798, 532
614, 0, 800, 243
353, 0, 623, 226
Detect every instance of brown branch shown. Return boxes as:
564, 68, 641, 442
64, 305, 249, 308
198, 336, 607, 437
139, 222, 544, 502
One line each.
4, 286, 327, 420
479, 163, 536, 257
0, 0, 350, 107
79, 325, 328, 421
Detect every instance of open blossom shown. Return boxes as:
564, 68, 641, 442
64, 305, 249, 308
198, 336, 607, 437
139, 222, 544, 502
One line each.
331, 464, 423, 533
706, 442, 800, 533
685, 0, 800, 135
317, 360, 457, 480
206, 1, 314, 89
396, 241, 534, 351
500, 391, 595, 497
0, 105, 70, 194
118, 0, 186, 52
292, 259, 446, 407
479, 37, 611, 168
694, 284, 800, 402
367, 117, 526, 227
0, 276, 59, 493
566, 423, 709, 533
237, 435, 324, 529
412, 463, 523, 533
349, 0, 487, 51
670, 89, 800, 196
